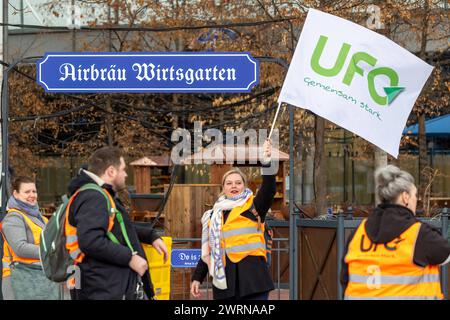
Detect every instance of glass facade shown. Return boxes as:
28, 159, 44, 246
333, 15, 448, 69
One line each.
8, 0, 107, 30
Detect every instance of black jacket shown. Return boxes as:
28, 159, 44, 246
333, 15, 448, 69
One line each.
67, 170, 161, 300
192, 173, 276, 299
341, 204, 450, 291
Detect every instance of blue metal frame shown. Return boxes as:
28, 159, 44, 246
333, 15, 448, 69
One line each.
288, 105, 298, 299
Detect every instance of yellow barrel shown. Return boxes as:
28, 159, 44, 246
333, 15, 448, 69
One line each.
142, 236, 172, 300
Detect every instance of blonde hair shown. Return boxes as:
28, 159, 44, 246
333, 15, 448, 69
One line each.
375, 165, 415, 203
221, 168, 247, 187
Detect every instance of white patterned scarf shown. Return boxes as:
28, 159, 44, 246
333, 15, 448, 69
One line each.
200, 188, 253, 290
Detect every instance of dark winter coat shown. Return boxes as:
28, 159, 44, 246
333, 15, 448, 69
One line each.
68, 170, 160, 300
192, 172, 276, 299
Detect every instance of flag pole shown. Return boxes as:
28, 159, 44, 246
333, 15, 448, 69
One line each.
268, 101, 282, 139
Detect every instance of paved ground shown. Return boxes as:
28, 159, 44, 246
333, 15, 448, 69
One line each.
269, 289, 290, 300
192, 289, 290, 300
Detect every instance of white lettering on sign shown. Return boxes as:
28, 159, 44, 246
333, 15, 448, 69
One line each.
59, 63, 127, 82
131, 63, 236, 84
179, 253, 189, 261
58, 62, 237, 86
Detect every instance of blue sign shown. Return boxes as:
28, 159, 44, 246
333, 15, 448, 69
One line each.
171, 249, 202, 268
37, 52, 259, 93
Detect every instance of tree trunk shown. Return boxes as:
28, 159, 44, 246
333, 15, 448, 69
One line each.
374, 148, 388, 205
105, 98, 114, 146
304, 134, 315, 205
366, 11, 389, 207
418, 112, 428, 204
314, 115, 327, 216
172, 94, 179, 129
104, 4, 115, 147
417, 0, 430, 207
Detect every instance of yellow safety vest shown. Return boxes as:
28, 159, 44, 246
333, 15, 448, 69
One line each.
220, 196, 267, 263
1, 209, 48, 278
344, 219, 443, 300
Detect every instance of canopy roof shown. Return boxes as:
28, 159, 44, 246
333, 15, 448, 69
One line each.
404, 114, 450, 137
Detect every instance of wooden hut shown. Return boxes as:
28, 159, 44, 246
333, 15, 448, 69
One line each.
129, 154, 171, 221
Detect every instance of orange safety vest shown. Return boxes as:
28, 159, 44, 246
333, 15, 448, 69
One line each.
344, 219, 443, 300
220, 195, 267, 263
64, 187, 116, 264
1, 209, 48, 278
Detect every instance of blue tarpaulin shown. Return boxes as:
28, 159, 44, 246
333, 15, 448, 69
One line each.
403, 114, 450, 136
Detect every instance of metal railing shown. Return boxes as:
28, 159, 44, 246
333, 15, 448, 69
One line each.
169, 237, 289, 300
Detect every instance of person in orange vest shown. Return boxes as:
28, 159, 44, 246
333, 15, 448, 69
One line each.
342, 165, 450, 300
1, 176, 59, 300
190, 139, 276, 300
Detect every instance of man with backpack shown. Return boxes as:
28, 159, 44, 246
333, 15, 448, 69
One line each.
65, 146, 168, 300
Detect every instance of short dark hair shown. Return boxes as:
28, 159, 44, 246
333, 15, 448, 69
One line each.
12, 176, 35, 192
88, 147, 124, 176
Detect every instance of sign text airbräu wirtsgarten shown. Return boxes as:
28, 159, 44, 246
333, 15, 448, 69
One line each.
37, 52, 259, 93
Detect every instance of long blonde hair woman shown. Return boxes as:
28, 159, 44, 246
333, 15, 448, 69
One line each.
191, 139, 277, 300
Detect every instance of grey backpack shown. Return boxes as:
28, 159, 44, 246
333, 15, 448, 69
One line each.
39, 183, 109, 282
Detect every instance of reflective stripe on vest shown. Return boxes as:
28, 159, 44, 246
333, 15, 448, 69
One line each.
225, 242, 266, 253
66, 235, 78, 244
64, 187, 116, 264
2, 241, 11, 278
69, 248, 82, 260
222, 226, 263, 238
220, 196, 267, 263
344, 219, 443, 300
349, 274, 441, 285
1, 209, 48, 278
2, 240, 12, 278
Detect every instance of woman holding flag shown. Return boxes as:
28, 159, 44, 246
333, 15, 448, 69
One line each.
190, 139, 275, 300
